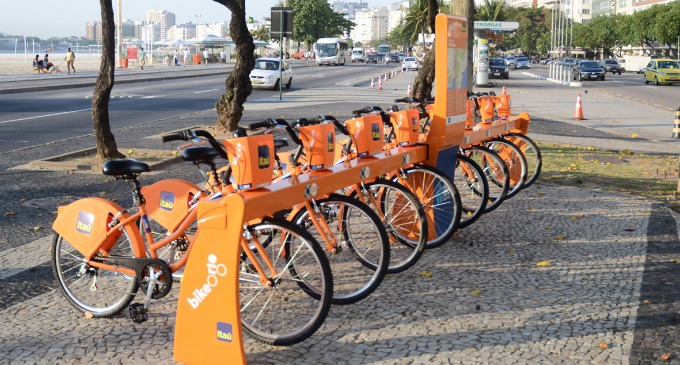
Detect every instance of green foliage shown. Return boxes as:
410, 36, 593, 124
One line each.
251, 26, 270, 42
513, 7, 550, 56
475, 0, 507, 21
400, 0, 429, 44
288, 0, 354, 47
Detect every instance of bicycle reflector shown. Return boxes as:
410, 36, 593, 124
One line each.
390, 109, 420, 146
223, 135, 275, 191
298, 123, 336, 170
344, 114, 384, 158
494, 94, 511, 120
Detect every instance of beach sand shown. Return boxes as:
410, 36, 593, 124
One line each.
0, 53, 116, 75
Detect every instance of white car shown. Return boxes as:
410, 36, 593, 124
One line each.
249, 58, 293, 90
402, 57, 419, 71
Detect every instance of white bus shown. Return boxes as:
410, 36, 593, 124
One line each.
315, 37, 349, 66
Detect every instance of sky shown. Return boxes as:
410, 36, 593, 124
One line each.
0, 0, 403, 40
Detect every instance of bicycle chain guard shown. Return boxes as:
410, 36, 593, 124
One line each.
98, 256, 173, 299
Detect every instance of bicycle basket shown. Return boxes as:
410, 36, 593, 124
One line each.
222, 135, 274, 191
344, 114, 384, 158
297, 123, 336, 170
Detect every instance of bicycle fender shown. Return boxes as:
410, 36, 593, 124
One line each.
52, 197, 143, 258
141, 179, 201, 232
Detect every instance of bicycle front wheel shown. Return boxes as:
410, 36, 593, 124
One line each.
463, 146, 509, 213
51, 230, 139, 318
351, 179, 428, 274
396, 165, 462, 249
503, 133, 542, 187
291, 194, 389, 305
484, 138, 528, 199
453, 154, 489, 229
240, 218, 333, 346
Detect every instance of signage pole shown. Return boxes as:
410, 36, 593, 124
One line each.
279, 10, 283, 101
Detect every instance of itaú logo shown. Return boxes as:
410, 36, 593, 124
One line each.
187, 254, 228, 309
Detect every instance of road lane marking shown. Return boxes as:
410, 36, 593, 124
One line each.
0, 108, 93, 125
194, 89, 219, 94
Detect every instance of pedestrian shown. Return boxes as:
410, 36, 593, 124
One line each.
42, 54, 53, 72
173, 50, 179, 66
138, 47, 145, 70
165, 53, 170, 66
203, 49, 209, 66
183, 48, 190, 67
220, 50, 226, 65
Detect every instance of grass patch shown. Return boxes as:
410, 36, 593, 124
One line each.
536, 142, 680, 210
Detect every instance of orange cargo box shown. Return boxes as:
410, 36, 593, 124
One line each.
298, 123, 336, 170
223, 135, 275, 191
344, 115, 384, 158
390, 109, 420, 146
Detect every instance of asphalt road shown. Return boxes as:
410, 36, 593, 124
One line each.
0, 62, 397, 153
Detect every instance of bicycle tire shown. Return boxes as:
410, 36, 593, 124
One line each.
503, 133, 542, 187
239, 217, 333, 346
395, 164, 462, 249
484, 138, 528, 198
291, 194, 389, 305
51, 230, 139, 318
453, 154, 489, 229
350, 179, 428, 274
463, 146, 509, 213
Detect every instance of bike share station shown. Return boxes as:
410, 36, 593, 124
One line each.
173, 14, 529, 364
472, 21, 519, 87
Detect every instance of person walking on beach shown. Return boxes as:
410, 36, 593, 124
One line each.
138, 47, 145, 70
183, 48, 190, 67
65, 48, 76, 74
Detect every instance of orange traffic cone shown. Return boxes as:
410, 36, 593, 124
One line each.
407, 83, 412, 96
502, 86, 506, 95
378, 77, 383, 91
574, 93, 584, 120
370, 77, 375, 88
401, 69, 404, 74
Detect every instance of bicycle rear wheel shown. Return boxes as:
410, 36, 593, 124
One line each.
291, 194, 389, 305
51, 230, 139, 318
351, 179, 428, 274
239, 218, 333, 346
463, 146, 509, 213
395, 164, 462, 249
484, 138, 528, 198
503, 133, 542, 187
453, 154, 488, 229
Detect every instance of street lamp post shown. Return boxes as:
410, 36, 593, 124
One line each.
117, 0, 122, 68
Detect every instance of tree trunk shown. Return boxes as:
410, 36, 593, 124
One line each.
412, 0, 439, 101
92, 0, 123, 160
214, 0, 255, 133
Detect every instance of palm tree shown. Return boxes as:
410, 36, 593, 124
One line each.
476, 0, 507, 21
400, 0, 429, 46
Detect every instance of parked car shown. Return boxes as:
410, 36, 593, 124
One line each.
643, 59, 680, 85
515, 57, 531, 69
505, 56, 517, 67
366, 53, 378, 64
489, 58, 509, 79
540, 58, 551, 64
572, 60, 605, 81
401, 57, 419, 71
599, 59, 623, 74
249, 57, 293, 90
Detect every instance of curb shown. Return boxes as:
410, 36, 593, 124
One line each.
27, 147, 183, 172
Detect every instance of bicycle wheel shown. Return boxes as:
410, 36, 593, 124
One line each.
453, 154, 489, 229
463, 146, 509, 213
239, 218, 333, 346
51, 229, 139, 318
484, 138, 528, 198
291, 194, 389, 305
350, 179, 428, 274
395, 164, 462, 249
503, 133, 542, 187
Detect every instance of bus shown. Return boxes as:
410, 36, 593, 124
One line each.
377, 44, 390, 61
315, 37, 349, 66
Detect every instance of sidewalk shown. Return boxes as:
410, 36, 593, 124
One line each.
0, 69, 678, 364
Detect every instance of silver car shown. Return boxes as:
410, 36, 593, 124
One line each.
515, 57, 531, 69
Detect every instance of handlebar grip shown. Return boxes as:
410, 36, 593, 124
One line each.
394, 97, 410, 103
161, 129, 193, 142
248, 120, 272, 130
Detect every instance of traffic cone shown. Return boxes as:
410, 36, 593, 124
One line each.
672, 107, 680, 138
401, 69, 404, 74
574, 93, 584, 120
407, 83, 412, 96
502, 86, 506, 95
370, 77, 375, 88
378, 77, 383, 91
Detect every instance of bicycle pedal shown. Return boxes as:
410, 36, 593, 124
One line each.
129, 303, 148, 324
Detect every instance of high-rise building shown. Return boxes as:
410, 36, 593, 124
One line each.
146, 10, 176, 40
86, 21, 103, 42
142, 22, 162, 44
332, 1, 369, 20
352, 7, 389, 44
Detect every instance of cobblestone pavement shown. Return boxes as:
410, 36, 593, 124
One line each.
1, 184, 678, 364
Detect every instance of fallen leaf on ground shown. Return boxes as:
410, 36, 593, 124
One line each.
599, 341, 609, 349
571, 215, 584, 220
507, 250, 514, 255
33, 227, 40, 230
537, 191, 546, 195
631, 134, 639, 138
659, 353, 671, 360
20, 198, 27, 202
528, 207, 537, 211
5, 211, 14, 216
554, 236, 565, 240
470, 289, 482, 295
644, 300, 651, 303
537, 261, 553, 267
420, 271, 432, 277
546, 226, 552, 230
127, 149, 134, 154
670, 259, 680, 264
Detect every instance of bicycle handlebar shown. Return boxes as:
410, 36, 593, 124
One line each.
161, 129, 229, 160
351, 106, 383, 118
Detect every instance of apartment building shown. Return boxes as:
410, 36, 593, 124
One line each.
85, 21, 102, 42
351, 7, 389, 44
146, 10, 176, 40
